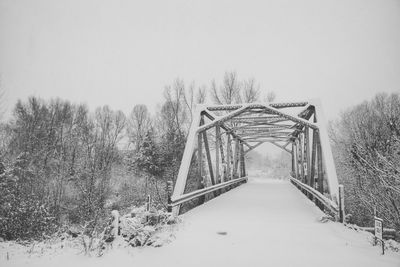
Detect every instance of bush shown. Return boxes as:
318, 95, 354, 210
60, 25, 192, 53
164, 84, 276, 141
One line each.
0, 157, 56, 240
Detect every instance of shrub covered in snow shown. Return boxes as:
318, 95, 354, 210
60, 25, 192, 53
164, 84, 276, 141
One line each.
0, 155, 56, 240
100, 205, 179, 252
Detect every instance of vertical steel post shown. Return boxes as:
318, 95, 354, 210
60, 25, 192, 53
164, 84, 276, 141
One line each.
227, 134, 232, 180
338, 185, 345, 223
197, 116, 205, 205
233, 138, 240, 178
215, 125, 220, 184
305, 127, 311, 185
291, 142, 295, 177
294, 140, 299, 179
240, 142, 245, 177
299, 133, 305, 184
203, 130, 215, 185
305, 127, 312, 199
310, 129, 317, 189
316, 132, 324, 210
218, 130, 226, 182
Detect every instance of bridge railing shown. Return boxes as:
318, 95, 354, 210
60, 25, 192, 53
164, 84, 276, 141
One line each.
289, 177, 338, 214
289, 175, 345, 221
168, 176, 248, 210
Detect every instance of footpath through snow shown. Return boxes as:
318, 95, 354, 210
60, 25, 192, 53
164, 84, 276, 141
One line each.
2, 177, 399, 267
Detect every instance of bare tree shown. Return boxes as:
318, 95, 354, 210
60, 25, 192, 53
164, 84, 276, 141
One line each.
241, 78, 260, 103
0, 78, 7, 121
265, 91, 276, 102
162, 79, 188, 136
196, 85, 206, 104
211, 72, 241, 105
127, 104, 152, 151
183, 81, 195, 123
183, 82, 207, 122
210, 71, 275, 105
77, 106, 126, 224
0, 81, 10, 157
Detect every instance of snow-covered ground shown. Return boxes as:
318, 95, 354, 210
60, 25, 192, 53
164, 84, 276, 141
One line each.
1, 177, 399, 267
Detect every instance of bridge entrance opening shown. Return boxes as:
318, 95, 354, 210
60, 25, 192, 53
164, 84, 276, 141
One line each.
169, 100, 342, 219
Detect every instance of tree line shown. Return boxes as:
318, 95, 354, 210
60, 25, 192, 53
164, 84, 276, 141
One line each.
1, 72, 398, 241
0, 72, 269, 240
330, 92, 400, 231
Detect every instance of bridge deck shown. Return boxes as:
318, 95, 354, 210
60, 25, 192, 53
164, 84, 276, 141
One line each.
136, 177, 399, 267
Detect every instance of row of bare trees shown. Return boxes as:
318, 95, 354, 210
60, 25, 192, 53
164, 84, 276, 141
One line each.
0, 98, 126, 239
330, 93, 400, 230
210, 72, 275, 104
0, 71, 271, 240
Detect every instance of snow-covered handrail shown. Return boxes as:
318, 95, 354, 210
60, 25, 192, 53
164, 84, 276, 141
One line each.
169, 176, 248, 208
289, 177, 339, 215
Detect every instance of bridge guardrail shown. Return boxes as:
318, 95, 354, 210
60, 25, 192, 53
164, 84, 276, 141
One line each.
169, 176, 248, 208
289, 177, 339, 215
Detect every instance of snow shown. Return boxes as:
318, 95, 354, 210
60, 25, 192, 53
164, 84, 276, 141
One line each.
1, 177, 399, 267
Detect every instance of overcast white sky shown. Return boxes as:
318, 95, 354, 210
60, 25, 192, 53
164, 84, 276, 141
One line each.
0, 0, 399, 120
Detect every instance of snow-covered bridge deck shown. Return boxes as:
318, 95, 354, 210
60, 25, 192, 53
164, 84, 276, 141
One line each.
137, 177, 398, 267
5, 177, 398, 267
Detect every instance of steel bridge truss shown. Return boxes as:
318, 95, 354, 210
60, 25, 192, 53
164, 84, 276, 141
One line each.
169, 100, 344, 221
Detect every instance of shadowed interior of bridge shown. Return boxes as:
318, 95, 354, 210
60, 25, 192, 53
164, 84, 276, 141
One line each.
135, 177, 399, 267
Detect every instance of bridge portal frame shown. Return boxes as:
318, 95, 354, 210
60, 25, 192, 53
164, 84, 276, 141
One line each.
169, 100, 342, 219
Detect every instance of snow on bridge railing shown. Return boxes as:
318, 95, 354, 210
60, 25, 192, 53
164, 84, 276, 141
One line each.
289, 177, 340, 217
168, 176, 248, 209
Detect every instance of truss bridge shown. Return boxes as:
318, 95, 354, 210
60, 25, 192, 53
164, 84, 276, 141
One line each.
169, 100, 344, 220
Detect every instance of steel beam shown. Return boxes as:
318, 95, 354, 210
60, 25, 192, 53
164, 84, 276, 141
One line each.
233, 138, 240, 178
231, 117, 289, 124
269, 141, 292, 153
198, 105, 249, 133
202, 129, 215, 185
294, 140, 299, 179
206, 101, 308, 111
240, 142, 246, 176
201, 109, 252, 149
172, 106, 204, 215
305, 127, 311, 186
217, 127, 226, 182
215, 125, 220, 184
291, 142, 295, 175
244, 141, 264, 154
226, 134, 232, 180
310, 128, 317, 189
197, 116, 205, 205
260, 104, 318, 130
312, 100, 339, 203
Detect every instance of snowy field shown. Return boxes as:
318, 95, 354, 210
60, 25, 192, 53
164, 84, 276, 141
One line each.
1, 177, 399, 267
